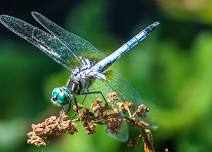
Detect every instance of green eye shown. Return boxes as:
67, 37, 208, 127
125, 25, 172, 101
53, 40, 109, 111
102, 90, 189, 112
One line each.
51, 87, 70, 106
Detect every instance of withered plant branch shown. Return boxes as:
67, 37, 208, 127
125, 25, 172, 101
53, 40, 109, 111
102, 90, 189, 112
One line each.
27, 92, 155, 152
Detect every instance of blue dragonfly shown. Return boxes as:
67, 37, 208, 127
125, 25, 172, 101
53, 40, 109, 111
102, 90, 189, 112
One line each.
0, 12, 159, 142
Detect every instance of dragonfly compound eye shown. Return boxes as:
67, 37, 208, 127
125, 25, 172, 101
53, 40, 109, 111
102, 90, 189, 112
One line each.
51, 87, 70, 106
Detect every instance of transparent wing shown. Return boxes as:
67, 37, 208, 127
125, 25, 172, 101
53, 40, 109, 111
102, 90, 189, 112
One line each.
107, 121, 129, 142
105, 70, 142, 106
90, 70, 142, 105
88, 70, 143, 142
31, 11, 106, 63
0, 15, 82, 69
106, 71, 157, 129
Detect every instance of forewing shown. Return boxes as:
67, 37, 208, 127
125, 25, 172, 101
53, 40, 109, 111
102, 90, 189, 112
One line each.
31, 11, 106, 63
0, 15, 79, 69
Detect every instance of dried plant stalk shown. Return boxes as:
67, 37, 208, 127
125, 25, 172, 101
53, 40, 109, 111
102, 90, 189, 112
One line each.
27, 91, 155, 152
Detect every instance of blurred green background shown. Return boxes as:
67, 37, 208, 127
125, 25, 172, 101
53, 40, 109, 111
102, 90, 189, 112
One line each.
0, 0, 212, 152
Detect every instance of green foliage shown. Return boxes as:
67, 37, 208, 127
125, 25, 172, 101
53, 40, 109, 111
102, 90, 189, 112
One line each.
0, 0, 212, 152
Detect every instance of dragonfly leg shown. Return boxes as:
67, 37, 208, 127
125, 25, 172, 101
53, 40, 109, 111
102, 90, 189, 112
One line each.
62, 98, 78, 118
81, 91, 108, 106
70, 98, 79, 120
74, 97, 79, 113
81, 93, 88, 105
62, 105, 69, 114
70, 94, 88, 120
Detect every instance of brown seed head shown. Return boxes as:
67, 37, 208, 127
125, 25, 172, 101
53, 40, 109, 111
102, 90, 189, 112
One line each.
127, 135, 142, 147
135, 104, 149, 116
72, 103, 83, 112
119, 102, 133, 113
107, 91, 118, 102
83, 122, 96, 135
80, 108, 96, 122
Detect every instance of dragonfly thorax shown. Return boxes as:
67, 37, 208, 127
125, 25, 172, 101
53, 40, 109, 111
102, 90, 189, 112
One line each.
70, 61, 98, 94
71, 58, 106, 90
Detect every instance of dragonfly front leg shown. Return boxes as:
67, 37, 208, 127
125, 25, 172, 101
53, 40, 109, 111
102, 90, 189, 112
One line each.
73, 97, 79, 113
62, 97, 78, 114
63, 97, 79, 120
81, 91, 108, 106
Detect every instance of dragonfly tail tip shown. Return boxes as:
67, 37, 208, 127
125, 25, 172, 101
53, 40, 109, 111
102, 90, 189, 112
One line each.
31, 11, 40, 17
0, 15, 10, 24
153, 21, 160, 27
144, 21, 160, 35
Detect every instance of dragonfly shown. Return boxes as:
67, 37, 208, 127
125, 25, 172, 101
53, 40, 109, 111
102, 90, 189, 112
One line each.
0, 12, 159, 142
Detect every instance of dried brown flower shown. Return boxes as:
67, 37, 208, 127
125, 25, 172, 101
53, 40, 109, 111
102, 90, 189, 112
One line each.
107, 91, 118, 102
80, 108, 96, 122
135, 104, 150, 116
27, 91, 156, 152
119, 102, 133, 113
72, 103, 83, 112
27, 111, 78, 146
83, 122, 96, 134
127, 134, 142, 147
106, 117, 123, 134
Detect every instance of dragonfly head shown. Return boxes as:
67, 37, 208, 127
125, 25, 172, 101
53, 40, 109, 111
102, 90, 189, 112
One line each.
51, 87, 72, 106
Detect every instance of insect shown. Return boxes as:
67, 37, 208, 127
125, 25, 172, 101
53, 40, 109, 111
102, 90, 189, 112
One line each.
0, 12, 159, 141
